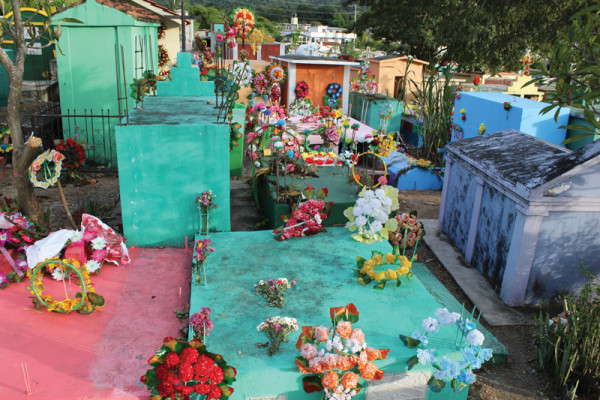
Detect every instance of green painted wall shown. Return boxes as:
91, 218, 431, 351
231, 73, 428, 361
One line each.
349, 92, 403, 133
157, 52, 214, 97
115, 96, 230, 247
229, 102, 247, 177
53, 0, 158, 115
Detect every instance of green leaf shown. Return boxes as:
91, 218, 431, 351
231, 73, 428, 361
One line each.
58, 18, 84, 24
371, 250, 383, 258
407, 355, 419, 370
561, 132, 596, 145
399, 334, 421, 348
316, 188, 327, 200
357, 277, 372, 285
356, 256, 366, 269
303, 188, 315, 199
373, 281, 386, 290
385, 218, 398, 232
87, 292, 105, 307
428, 377, 446, 393
396, 278, 402, 287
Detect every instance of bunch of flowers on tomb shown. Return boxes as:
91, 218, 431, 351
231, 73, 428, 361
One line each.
273, 184, 332, 241
28, 257, 105, 314
225, 26, 237, 49
55, 137, 86, 180
255, 278, 296, 308
350, 63, 378, 94
231, 61, 253, 88
266, 62, 287, 86
344, 185, 400, 244
196, 190, 217, 234
257, 316, 299, 356
295, 80, 310, 99
140, 336, 237, 400
301, 151, 338, 166
295, 303, 389, 400
189, 307, 214, 341
354, 249, 413, 289
0, 205, 43, 289
29, 149, 63, 189
193, 239, 215, 285
376, 134, 396, 157
157, 69, 171, 81
399, 308, 493, 393
289, 97, 314, 117
231, 7, 254, 40
0, 126, 13, 154
249, 71, 269, 99
387, 211, 425, 256
407, 157, 433, 170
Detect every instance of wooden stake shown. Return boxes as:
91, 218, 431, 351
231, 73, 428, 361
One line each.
56, 181, 77, 230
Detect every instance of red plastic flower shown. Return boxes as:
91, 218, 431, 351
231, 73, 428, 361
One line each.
164, 352, 180, 369
473, 75, 481, 86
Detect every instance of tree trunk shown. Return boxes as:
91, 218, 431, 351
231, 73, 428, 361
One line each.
0, 0, 46, 225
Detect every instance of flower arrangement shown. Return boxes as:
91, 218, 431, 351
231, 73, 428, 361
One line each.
459, 108, 466, 121
350, 63, 378, 94
344, 185, 399, 244
302, 151, 338, 166
56, 137, 86, 179
140, 337, 237, 400
503, 101, 512, 111
257, 316, 299, 356
473, 75, 481, 88
251, 71, 269, 96
273, 184, 332, 241
196, 190, 217, 235
400, 308, 493, 393
266, 62, 287, 85
29, 149, 63, 189
28, 258, 105, 314
193, 239, 215, 285
325, 83, 343, 109
388, 211, 425, 252
255, 278, 296, 308
377, 134, 396, 157
478, 123, 486, 135
231, 7, 254, 39
295, 303, 389, 399
407, 158, 433, 169
232, 61, 253, 87
451, 123, 463, 140
189, 307, 214, 340
158, 23, 166, 40
354, 250, 413, 289
295, 80, 309, 99
158, 44, 169, 68
288, 97, 313, 117
520, 55, 534, 75
0, 126, 12, 154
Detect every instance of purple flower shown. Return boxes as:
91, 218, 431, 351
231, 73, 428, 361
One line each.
0, 272, 7, 285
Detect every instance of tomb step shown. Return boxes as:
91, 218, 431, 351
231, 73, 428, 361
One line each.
230, 179, 264, 231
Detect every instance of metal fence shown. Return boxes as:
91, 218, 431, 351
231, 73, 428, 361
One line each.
31, 105, 122, 169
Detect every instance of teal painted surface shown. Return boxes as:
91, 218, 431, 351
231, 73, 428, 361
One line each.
0, 49, 14, 106
229, 102, 247, 177
157, 52, 215, 97
349, 92, 403, 133
189, 228, 498, 399
115, 96, 230, 247
566, 113, 600, 151
258, 166, 360, 228
52, 0, 158, 123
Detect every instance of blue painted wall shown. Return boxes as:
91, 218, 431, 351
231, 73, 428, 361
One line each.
471, 185, 517, 292
441, 164, 477, 254
452, 92, 569, 146
526, 211, 600, 303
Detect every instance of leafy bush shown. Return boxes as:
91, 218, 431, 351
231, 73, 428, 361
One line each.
535, 273, 600, 398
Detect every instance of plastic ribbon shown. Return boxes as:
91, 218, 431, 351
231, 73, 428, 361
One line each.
0, 245, 22, 276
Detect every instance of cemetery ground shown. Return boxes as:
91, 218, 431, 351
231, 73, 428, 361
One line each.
0, 171, 562, 400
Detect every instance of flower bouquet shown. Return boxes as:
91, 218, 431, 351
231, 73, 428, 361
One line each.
140, 337, 236, 400
257, 316, 299, 356
193, 239, 215, 285
301, 151, 338, 166
295, 303, 389, 399
56, 138, 86, 181
399, 308, 493, 393
387, 211, 425, 255
255, 278, 296, 308
354, 250, 413, 289
344, 185, 399, 244
189, 307, 214, 342
196, 190, 217, 235
273, 184, 332, 241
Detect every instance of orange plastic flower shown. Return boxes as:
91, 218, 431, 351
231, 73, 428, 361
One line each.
308, 358, 324, 374
336, 356, 354, 371
366, 347, 381, 361
321, 370, 339, 389
350, 328, 365, 344
336, 321, 352, 338
341, 371, 359, 389
359, 361, 378, 379
301, 343, 317, 360
321, 353, 338, 370
358, 350, 368, 368
314, 325, 329, 342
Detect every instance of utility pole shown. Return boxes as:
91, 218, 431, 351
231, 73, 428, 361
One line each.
354, 4, 357, 22
181, 0, 185, 52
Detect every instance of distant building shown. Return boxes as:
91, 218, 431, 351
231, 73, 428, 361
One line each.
279, 13, 356, 46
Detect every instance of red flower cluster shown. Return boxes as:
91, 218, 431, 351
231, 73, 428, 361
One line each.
295, 80, 309, 99
319, 105, 331, 118
280, 199, 327, 240
56, 137, 85, 169
141, 338, 236, 400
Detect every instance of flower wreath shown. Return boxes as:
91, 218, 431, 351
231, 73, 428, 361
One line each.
56, 137, 86, 169
251, 71, 269, 96
158, 44, 170, 68
231, 7, 254, 39
140, 337, 237, 400
326, 83, 342, 100
295, 80, 309, 99
354, 250, 413, 289
158, 23, 166, 40
266, 62, 287, 85
29, 258, 105, 314
0, 126, 12, 153
29, 149, 63, 189
451, 123, 463, 140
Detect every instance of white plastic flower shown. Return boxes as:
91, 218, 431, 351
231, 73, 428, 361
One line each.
85, 259, 102, 273
370, 220, 383, 232
435, 308, 461, 325
374, 188, 385, 198
91, 236, 107, 250
422, 317, 440, 334
52, 268, 65, 281
466, 329, 485, 347
355, 215, 367, 227
71, 230, 83, 243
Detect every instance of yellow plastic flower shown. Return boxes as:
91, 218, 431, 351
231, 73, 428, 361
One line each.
397, 266, 410, 276
384, 253, 395, 264
375, 271, 385, 281
460, 108, 466, 114
335, 109, 342, 118
385, 269, 398, 280
372, 254, 384, 265
360, 264, 374, 274
367, 270, 377, 279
